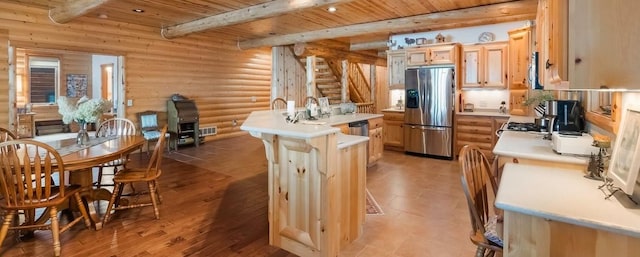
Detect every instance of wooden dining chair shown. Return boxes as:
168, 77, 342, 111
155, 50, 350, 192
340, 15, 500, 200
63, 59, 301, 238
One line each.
102, 125, 168, 224
0, 140, 91, 257
458, 144, 503, 257
0, 127, 17, 142
94, 118, 137, 188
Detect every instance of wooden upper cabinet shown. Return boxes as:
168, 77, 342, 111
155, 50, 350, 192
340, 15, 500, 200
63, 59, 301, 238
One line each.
388, 50, 406, 88
508, 27, 532, 90
568, 0, 640, 90
429, 45, 457, 65
461, 42, 507, 89
536, 0, 568, 89
406, 44, 457, 66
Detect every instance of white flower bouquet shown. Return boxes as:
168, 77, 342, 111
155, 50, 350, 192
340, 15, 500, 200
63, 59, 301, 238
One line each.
57, 96, 112, 124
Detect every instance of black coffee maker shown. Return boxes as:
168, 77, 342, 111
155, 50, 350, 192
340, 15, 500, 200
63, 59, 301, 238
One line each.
545, 100, 585, 133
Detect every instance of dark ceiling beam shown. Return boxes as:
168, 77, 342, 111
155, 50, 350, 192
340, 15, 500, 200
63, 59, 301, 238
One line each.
162, 0, 356, 39
48, 0, 110, 24
238, 0, 538, 49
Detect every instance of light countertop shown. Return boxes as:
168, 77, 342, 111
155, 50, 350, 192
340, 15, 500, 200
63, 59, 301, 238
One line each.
337, 133, 369, 149
496, 163, 640, 238
240, 110, 383, 139
457, 111, 510, 117
493, 116, 589, 165
382, 108, 404, 113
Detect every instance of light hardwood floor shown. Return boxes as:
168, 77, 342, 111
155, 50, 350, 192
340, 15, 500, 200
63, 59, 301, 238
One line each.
0, 134, 475, 257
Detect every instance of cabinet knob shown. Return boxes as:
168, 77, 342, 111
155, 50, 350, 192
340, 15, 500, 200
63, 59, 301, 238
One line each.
477, 82, 481, 84
575, 58, 582, 64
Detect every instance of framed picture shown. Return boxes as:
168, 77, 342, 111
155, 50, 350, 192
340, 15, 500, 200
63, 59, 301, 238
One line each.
608, 105, 640, 195
66, 74, 88, 97
318, 97, 330, 114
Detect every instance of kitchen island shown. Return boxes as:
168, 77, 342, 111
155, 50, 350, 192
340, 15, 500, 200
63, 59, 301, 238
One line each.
496, 163, 640, 257
240, 110, 382, 257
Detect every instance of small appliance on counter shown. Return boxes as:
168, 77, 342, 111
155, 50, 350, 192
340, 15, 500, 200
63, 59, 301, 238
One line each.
551, 132, 599, 156
463, 103, 474, 112
545, 100, 585, 132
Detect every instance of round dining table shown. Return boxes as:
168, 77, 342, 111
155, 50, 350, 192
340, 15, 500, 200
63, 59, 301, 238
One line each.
40, 135, 145, 230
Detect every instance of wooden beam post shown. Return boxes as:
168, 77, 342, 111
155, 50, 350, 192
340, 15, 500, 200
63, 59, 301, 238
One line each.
162, 0, 356, 39
306, 56, 316, 100
370, 65, 376, 107
294, 42, 387, 66
48, 0, 110, 24
341, 60, 348, 103
238, 0, 537, 49
350, 41, 389, 51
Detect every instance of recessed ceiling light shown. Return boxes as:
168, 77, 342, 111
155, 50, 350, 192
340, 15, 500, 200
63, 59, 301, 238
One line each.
327, 6, 337, 12
132, 9, 145, 13
98, 13, 108, 19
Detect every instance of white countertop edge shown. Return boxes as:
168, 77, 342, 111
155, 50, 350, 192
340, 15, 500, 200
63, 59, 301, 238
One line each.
496, 202, 640, 238
240, 124, 341, 139
492, 149, 587, 165
337, 134, 369, 149
457, 111, 510, 117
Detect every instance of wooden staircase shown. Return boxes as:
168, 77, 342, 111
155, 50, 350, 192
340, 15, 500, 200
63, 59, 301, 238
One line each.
299, 57, 372, 105
314, 59, 343, 105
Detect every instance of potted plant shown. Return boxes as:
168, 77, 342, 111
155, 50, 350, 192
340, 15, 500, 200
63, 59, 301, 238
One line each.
524, 90, 555, 117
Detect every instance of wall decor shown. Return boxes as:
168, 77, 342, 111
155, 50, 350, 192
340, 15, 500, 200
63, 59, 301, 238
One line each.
608, 105, 640, 195
66, 74, 88, 97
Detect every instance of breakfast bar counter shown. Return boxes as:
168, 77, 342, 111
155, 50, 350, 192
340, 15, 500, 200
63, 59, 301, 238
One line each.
496, 163, 640, 257
241, 110, 378, 257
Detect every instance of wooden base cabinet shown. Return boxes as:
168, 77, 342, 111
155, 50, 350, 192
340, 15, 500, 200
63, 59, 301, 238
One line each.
17, 113, 35, 138
455, 115, 506, 159
504, 211, 640, 257
382, 111, 404, 151
368, 117, 383, 166
252, 131, 367, 257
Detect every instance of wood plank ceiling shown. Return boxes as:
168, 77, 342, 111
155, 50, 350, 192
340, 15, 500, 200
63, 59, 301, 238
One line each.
10, 0, 537, 61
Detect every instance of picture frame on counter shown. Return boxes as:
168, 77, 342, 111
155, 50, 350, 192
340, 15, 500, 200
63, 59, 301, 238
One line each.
318, 97, 330, 114
608, 105, 640, 195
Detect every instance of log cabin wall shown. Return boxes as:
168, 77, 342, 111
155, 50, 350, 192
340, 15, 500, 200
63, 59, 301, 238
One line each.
0, 2, 272, 140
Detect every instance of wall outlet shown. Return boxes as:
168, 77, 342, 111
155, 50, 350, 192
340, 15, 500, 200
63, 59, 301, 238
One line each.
250, 96, 256, 102
127, 99, 133, 106
232, 119, 237, 126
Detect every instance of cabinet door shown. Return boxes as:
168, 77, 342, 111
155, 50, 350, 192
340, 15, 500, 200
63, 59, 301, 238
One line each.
383, 119, 404, 148
462, 46, 483, 88
368, 127, 383, 165
509, 89, 529, 116
388, 51, 406, 87
484, 44, 507, 88
406, 49, 429, 66
568, 0, 640, 89
538, 0, 568, 89
430, 45, 456, 64
508, 28, 531, 89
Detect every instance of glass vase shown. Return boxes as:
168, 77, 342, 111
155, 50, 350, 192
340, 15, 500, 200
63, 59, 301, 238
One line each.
76, 122, 90, 145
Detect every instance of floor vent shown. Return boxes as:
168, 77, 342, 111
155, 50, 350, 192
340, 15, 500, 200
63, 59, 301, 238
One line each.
199, 126, 217, 136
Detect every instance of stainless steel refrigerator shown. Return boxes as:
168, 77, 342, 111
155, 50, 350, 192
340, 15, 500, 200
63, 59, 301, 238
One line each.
404, 66, 455, 159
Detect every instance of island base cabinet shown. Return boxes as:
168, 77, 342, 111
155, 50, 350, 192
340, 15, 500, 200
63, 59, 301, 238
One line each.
337, 142, 366, 248
504, 211, 640, 257
252, 131, 366, 257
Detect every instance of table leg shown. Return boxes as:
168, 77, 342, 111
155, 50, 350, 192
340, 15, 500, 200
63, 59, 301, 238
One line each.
69, 168, 113, 230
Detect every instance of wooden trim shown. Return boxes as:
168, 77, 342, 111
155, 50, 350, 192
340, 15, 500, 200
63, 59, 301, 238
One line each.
585, 92, 622, 134
238, 0, 537, 49
350, 41, 388, 51
293, 42, 387, 66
